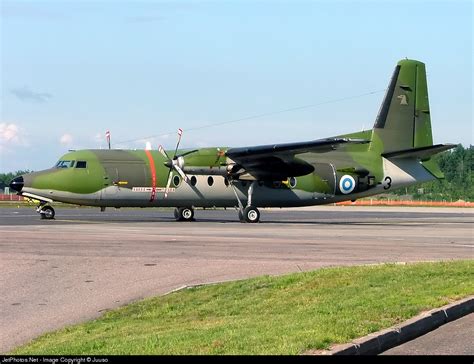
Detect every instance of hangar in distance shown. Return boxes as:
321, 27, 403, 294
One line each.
10, 59, 455, 223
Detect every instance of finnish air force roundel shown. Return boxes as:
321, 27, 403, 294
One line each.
339, 175, 356, 194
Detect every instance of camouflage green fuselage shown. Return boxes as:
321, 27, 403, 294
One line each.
21, 129, 435, 208
17, 59, 448, 210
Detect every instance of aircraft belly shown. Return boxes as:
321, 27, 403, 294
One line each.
21, 188, 103, 206
97, 176, 317, 208
24, 174, 331, 208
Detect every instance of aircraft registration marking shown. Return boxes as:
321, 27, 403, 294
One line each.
132, 187, 175, 193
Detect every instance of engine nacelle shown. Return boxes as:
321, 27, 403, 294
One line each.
312, 163, 376, 195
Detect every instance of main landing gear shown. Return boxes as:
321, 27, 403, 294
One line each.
231, 180, 260, 223
36, 203, 55, 220
174, 207, 195, 222
239, 205, 260, 223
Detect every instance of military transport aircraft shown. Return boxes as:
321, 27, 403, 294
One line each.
10, 59, 455, 223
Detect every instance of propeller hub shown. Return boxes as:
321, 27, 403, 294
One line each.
175, 156, 185, 170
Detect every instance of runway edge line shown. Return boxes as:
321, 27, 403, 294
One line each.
307, 295, 474, 355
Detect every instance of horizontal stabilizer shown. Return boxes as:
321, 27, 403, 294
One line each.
382, 144, 456, 161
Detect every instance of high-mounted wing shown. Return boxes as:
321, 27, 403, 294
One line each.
225, 138, 369, 180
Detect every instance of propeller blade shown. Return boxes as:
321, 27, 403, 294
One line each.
173, 128, 183, 158
158, 145, 170, 160
179, 149, 199, 158
163, 168, 173, 199
174, 165, 188, 183
161, 129, 192, 189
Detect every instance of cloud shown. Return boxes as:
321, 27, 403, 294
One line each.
94, 133, 104, 143
10, 86, 52, 103
60, 134, 73, 146
0, 123, 19, 142
0, 122, 28, 152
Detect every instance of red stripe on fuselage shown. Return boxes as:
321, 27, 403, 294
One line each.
145, 150, 157, 202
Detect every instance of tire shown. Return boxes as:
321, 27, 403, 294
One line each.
40, 206, 55, 220
243, 206, 260, 223
175, 207, 194, 222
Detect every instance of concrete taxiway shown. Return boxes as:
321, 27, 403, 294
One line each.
0, 205, 472, 353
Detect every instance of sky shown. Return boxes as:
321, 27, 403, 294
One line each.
1, 0, 472, 172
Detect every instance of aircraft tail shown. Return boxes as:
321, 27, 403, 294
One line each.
372, 59, 454, 178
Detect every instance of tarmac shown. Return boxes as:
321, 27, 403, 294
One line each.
0, 205, 472, 353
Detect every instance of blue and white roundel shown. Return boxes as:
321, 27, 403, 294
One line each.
339, 175, 356, 194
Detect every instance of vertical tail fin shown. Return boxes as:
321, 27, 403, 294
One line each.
373, 59, 456, 179
373, 59, 433, 153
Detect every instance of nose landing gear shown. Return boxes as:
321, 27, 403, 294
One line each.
36, 203, 55, 220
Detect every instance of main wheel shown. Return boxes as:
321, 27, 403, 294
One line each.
40, 206, 55, 220
174, 207, 194, 222
243, 206, 260, 223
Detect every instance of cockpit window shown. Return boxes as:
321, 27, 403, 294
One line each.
76, 161, 87, 168
55, 160, 75, 168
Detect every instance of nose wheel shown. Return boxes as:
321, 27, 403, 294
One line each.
38, 205, 55, 220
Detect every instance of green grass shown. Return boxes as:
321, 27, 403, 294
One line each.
12, 260, 474, 355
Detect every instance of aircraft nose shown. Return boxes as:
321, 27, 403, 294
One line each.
9, 176, 24, 193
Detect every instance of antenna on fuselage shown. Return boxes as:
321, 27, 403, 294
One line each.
106, 130, 111, 149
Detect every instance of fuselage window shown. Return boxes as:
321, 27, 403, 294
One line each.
173, 175, 181, 187
55, 160, 75, 168
76, 161, 87, 168
190, 176, 197, 186
207, 176, 214, 186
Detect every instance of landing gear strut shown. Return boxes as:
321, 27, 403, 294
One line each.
37, 203, 55, 220
174, 207, 194, 222
230, 180, 260, 223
